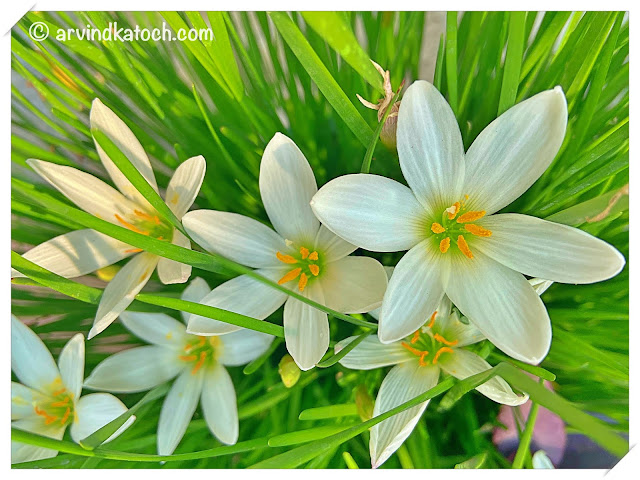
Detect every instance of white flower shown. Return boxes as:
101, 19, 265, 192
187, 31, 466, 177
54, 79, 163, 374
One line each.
13, 99, 206, 338
337, 286, 530, 468
311, 81, 625, 364
11, 316, 134, 464
83, 278, 272, 455
182, 133, 388, 371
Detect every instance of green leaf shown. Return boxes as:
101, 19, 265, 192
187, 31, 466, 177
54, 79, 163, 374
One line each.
268, 424, 355, 447
316, 331, 369, 368
269, 12, 374, 147
498, 12, 526, 115
445, 12, 459, 115
301, 12, 384, 93
298, 404, 358, 421
243, 338, 283, 375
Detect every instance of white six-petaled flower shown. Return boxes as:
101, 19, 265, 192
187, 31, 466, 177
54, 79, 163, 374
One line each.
84, 278, 273, 455
312, 80, 625, 364
13, 99, 206, 338
11, 316, 134, 464
336, 276, 549, 468
182, 133, 388, 370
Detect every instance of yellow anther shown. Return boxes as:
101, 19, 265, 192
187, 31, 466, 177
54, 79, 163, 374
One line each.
298, 272, 309, 292
432, 347, 454, 364
434, 333, 459, 346
439, 237, 451, 253
456, 210, 486, 223
278, 267, 302, 285
133, 209, 160, 225
51, 397, 71, 407
191, 351, 207, 375
401, 342, 428, 358
124, 247, 143, 254
52, 388, 66, 396
309, 264, 320, 276
308, 251, 319, 261
464, 223, 492, 237
300, 247, 310, 259
179, 354, 198, 362
446, 202, 461, 220
431, 222, 446, 234
184, 337, 206, 353
456, 235, 473, 259
60, 407, 71, 425
410, 330, 421, 344
276, 251, 298, 264
114, 214, 149, 235
427, 311, 438, 328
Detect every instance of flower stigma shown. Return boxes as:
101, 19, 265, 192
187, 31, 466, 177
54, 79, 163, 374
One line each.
429, 196, 492, 259
276, 244, 322, 292
179, 336, 222, 374
114, 208, 173, 245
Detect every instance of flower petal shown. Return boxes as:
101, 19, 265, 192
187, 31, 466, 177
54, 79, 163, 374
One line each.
70, 393, 134, 443
12, 382, 45, 420
218, 330, 275, 367
367, 266, 394, 320
90, 98, 158, 203
165, 155, 206, 218
336, 335, 413, 370
311, 174, 427, 252
11, 417, 64, 464
84, 346, 183, 393
283, 282, 329, 371
13, 229, 134, 279
89, 252, 158, 339
314, 224, 357, 262
259, 133, 319, 244
183, 209, 286, 269
120, 311, 187, 347
444, 250, 551, 364
156, 229, 192, 285
11, 316, 60, 392
180, 277, 210, 323
378, 240, 446, 343
474, 213, 625, 284
370, 362, 440, 468
320, 256, 388, 313
439, 349, 528, 406
463, 87, 568, 214
201, 364, 238, 444
186, 269, 287, 335
529, 278, 554, 296
442, 311, 486, 348
157, 368, 204, 455
397, 80, 465, 214
58, 334, 84, 400
27, 159, 139, 222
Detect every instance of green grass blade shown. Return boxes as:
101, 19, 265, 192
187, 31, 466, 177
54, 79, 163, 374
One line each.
497, 12, 526, 115
445, 12, 459, 115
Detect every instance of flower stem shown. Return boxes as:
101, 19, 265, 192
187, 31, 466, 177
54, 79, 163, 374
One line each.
512, 402, 540, 469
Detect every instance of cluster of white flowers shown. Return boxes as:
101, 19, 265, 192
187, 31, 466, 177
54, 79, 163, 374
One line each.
12, 81, 624, 467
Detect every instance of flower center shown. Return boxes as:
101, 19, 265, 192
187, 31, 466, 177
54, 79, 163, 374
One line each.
275, 244, 322, 293
179, 336, 221, 375
429, 197, 492, 259
32, 377, 76, 427
401, 311, 458, 367
114, 208, 173, 252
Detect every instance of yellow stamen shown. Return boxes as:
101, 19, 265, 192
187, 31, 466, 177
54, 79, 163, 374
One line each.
410, 330, 421, 344
456, 210, 486, 223
298, 272, 309, 292
51, 397, 71, 407
434, 333, 459, 346
401, 342, 428, 358
278, 267, 302, 285
446, 202, 461, 220
191, 351, 207, 374
457, 235, 473, 259
439, 237, 451, 253
60, 407, 71, 425
431, 222, 446, 234
276, 251, 297, 264
300, 247, 310, 259
464, 223, 492, 237
433, 347, 453, 364
124, 247, 143, 254
309, 264, 320, 276
179, 354, 198, 362
134, 209, 160, 225
427, 311, 438, 328
184, 337, 206, 353
308, 251, 319, 261
52, 388, 66, 396
114, 214, 149, 235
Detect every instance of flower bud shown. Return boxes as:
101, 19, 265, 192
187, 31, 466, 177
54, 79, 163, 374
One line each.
278, 354, 301, 388
355, 384, 374, 421
380, 102, 400, 150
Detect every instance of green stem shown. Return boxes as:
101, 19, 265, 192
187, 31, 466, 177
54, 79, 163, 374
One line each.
512, 402, 540, 469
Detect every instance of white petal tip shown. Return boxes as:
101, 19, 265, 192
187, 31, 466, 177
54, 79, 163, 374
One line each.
553, 85, 564, 95
87, 327, 101, 340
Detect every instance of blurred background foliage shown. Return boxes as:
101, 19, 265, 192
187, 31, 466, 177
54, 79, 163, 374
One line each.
11, 11, 628, 468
